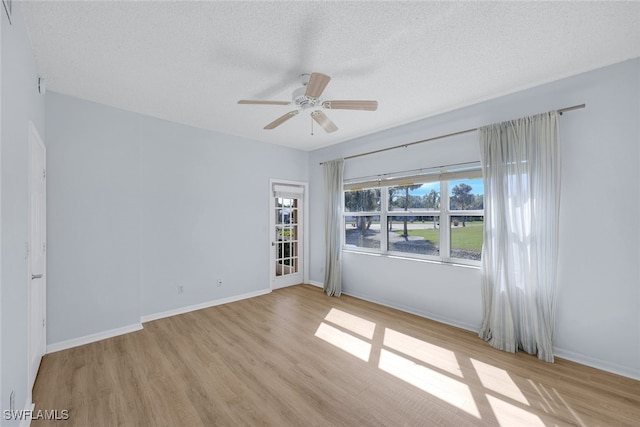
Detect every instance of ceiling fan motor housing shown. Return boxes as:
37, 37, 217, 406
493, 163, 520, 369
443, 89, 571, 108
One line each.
292, 86, 321, 110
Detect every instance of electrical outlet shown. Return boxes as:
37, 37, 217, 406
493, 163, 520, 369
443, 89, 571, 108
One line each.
217, 279, 223, 287
177, 285, 184, 294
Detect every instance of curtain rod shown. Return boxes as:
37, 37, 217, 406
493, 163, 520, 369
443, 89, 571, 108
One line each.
319, 103, 585, 165
344, 160, 481, 185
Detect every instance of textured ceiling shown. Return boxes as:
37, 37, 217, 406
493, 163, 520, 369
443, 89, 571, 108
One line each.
22, 1, 640, 151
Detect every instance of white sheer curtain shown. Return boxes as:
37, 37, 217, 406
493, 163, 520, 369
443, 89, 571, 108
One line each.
478, 111, 561, 362
323, 159, 344, 297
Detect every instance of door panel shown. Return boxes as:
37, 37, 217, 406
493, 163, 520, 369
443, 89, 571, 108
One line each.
276, 198, 299, 275
28, 123, 46, 392
271, 182, 305, 289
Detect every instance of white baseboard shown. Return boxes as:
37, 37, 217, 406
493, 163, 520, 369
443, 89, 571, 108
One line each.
307, 280, 323, 288
343, 288, 639, 380
307, 282, 478, 332
553, 347, 640, 380
341, 289, 640, 379
46, 323, 143, 354
347, 288, 640, 380
341, 288, 480, 333
45, 290, 272, 354
140, 288, 272, 323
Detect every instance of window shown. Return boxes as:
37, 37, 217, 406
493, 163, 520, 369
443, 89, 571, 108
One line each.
344, 189, 381, 250
276, 197, 299, 274
448, 178, 484, 261
343, 166, 484, 265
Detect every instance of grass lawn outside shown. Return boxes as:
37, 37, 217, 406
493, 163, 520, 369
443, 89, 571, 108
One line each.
395, 221, 483, 252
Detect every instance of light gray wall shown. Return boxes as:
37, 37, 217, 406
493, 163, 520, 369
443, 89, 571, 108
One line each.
308, 120, 484, 331
308, 58, 640, 379
45, 92, 308, 344
45, 94, 141, 344
5, 6, 638, 414
551, 59, 639, 378
138, 114, 308, 316
1, 2, 46, 425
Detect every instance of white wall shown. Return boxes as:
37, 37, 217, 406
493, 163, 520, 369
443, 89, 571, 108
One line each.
45, 94, 141, 344
4, 6, 638, 413
1, 2, 46, 425
138, 114, 308, 316
551, 59, 639, 378
45, 92, 308, 345
308, 59, 640, 379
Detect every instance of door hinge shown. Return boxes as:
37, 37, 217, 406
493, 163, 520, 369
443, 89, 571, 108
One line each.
43, 319, 46, 328
43, 242, 46, 254
25, 242, 30, 260
43, 169, 46, 179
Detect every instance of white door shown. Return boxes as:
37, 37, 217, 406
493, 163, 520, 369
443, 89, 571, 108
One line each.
28, 122, 46, 392
270, 181, 305, 289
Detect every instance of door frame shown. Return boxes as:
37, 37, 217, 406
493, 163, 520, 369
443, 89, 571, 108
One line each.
27, 121, 46, 400
0, 11, 3, 409
269, 179, 309, 289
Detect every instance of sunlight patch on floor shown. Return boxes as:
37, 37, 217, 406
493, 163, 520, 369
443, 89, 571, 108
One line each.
315, 308, 583, 426
378, 349, 481, 418
470, 358, 529, 405
486, 394, 544, 426
325, 308, 376, 339
314, 322, 372, 362
548, 384, 587, 426
384, 328, 462, 378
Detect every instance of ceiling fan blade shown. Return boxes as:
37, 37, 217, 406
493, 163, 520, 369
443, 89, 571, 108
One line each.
311, 111, 338, 133
264, 111, 299, 129
322, 100, 378, 111
238, 100, 291, 106
305, 73, 331, 99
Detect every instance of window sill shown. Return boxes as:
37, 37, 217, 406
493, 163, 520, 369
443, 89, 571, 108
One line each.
342, 248, 481, 270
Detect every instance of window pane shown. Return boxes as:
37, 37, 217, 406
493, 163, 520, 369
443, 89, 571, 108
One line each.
277, 197, 296, 208
450, 216, 483, 261
389, 183, 440, 211
449, 178, 483, 210
345, 215, 381, 250
388, 216, 440, 256
276, 198, 297, 224
345, 189, 381, 213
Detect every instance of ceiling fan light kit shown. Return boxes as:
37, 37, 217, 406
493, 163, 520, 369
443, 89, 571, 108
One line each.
238, 72, 378, 135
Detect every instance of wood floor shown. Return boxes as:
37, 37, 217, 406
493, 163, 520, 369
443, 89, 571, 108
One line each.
33, 285, 639, 426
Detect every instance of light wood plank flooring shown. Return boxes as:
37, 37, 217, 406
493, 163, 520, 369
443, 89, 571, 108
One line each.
33, 285, 640, 426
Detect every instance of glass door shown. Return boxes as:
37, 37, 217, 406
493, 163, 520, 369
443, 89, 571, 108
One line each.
271, 182, 304, 289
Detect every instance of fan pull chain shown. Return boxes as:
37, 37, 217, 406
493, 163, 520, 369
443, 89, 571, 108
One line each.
310, 114, 314, 136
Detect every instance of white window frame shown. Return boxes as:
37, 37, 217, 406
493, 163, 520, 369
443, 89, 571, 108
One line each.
343, 187, 382, 254
343, 164, 483, 266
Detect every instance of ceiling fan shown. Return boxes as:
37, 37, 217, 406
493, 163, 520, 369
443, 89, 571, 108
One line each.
238, 72, 378, 134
